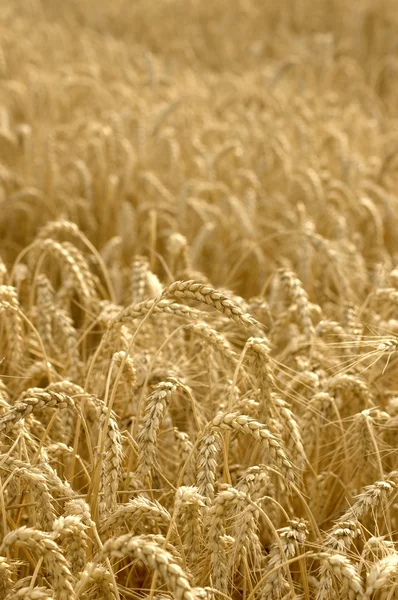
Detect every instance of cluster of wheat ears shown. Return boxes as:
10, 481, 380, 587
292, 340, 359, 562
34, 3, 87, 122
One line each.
2, 0, 398, 599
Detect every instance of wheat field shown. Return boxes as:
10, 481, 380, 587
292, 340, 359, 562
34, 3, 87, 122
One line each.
1, 0, 398, 598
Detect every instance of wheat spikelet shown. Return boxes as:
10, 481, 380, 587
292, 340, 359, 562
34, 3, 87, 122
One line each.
75, 563, 117, 600
301, 392, 336, 460
35, 274, 56, 348
236, 465, 273, 500
261, 518, 308, 600
315, 320, 347, 346
7, 584, 55, 599
340, 473, 398, 522
98, 404, 123, 517
363, 554, 398, 598
205, 487, 245, 593
175, 486, 206, 566
228, 491, 263, 575
109, 298, 209, 328
131, 255, 150, 302
0, 389, 76, 435
100, 534, 200, 600
315, 553, 363, 600
187, 322, 239, 370
34, 239, 95, 305
274, 395, 306, 472
136, 380, 177, 483
0, 285, 24, 366
13, 468, 56, 531
211, 412, 295, 485
245, 337, 276, 421
173, 429, 195, 484
325, 521, 361, 553
278, 269, 314, 339
100, 495, 171, 537
111, 350, 137, 388
196, 428, 222, 502
162, 280, 263, 332
52, 515, 88, 576
0, 453, 76, 503
0, 257, 7, 286
0, 557, 13, 599
0, 527, 75, 600
52, 307, 80, 382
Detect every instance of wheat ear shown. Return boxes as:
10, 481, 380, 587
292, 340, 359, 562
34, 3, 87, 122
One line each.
100, 534, 201, 600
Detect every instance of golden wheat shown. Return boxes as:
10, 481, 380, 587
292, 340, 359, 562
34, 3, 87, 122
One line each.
1, 0, 398, 598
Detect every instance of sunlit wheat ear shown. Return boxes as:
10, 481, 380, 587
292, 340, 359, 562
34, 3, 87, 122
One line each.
205, 487, 245, 593
13, 467, 56, 531
36, 219, 112, 297
325, 520, 361, 553
109, 298, 209, 329
175, 486, 206, 568
339, 472, 398, 522
167, 233, 193, 278
360, 535, 395, 562
75, 563, 118, 600
278, 268, 314, 339
161, 280, 263, 332
326, 374, 372, 412
100, 495, 171, 538
315, 320, 348, 357
236, 464, 273, 499
196, 427, 222, 502
273, 395, 307, 472
0, 389, 77, 436
0, 527, 75, 600
315, 553, 363, 600
53, 307, 80, 382
350, 409, 385, 479
100, 534, 201, 600
52, 515, 88, 576
211, 412, 295, 486
245, 337, 276, 421
0, 557, 13, 598
1, 453, 76, 501
111, 350, 137, 388
98, 404, 123, 517
32, 239, 97, 306
228, 490, 263, 575
146, 270, 163, 298
342, 301, 363, 340
101, 235, 123, 266
0, 257, 7, 285
13, 360, 55, 395
0, 285, 24, 367
7, 584, 55, 599
363, 554, 398, 599
12, 262, 30, 308
131, 254, 149, 302
278, 363, 321, 399
136, 380, 177, 483
261, 518, 308, 600
174, 428, 195, 484
35, 274, 56, 348
186, 322, 240, 370
36, 218, 84, 245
